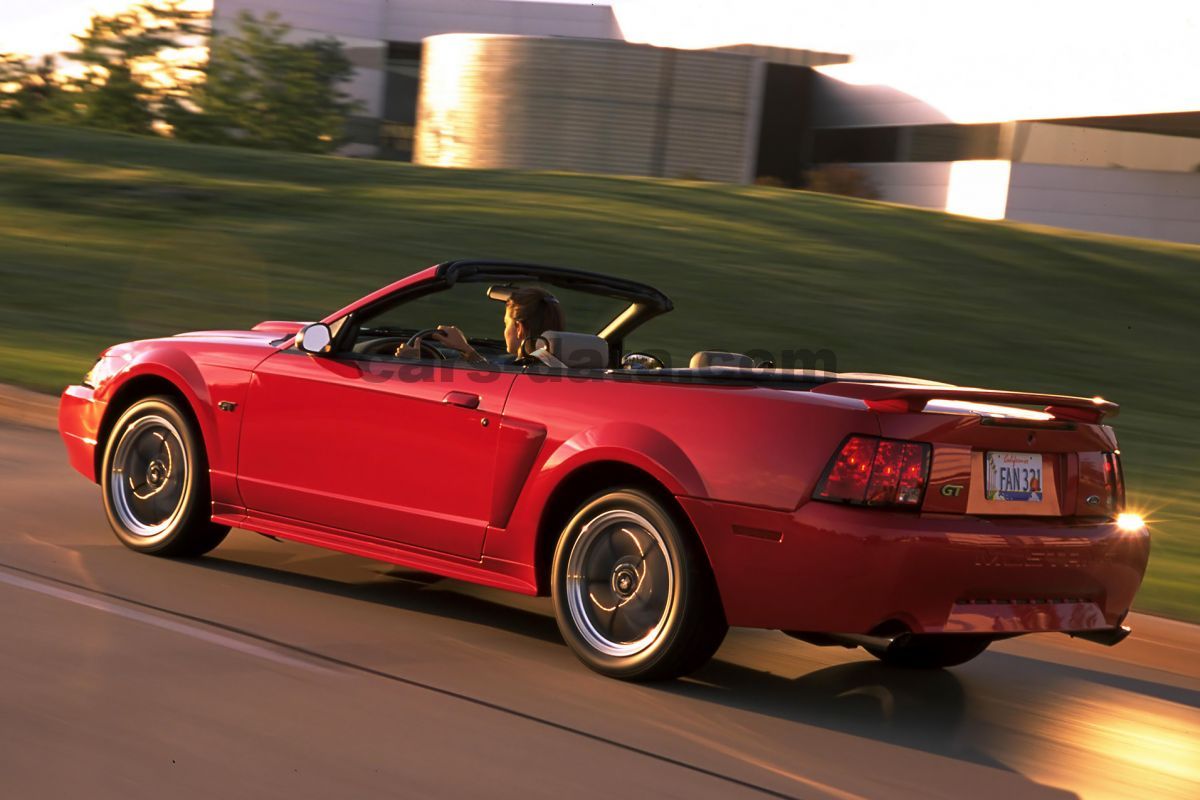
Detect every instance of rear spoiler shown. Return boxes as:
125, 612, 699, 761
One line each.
813, 382, 1119, 423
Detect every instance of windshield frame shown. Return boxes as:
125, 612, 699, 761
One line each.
324, 260, 674, 364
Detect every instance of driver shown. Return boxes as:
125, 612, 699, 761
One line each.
393, 286, 565, 364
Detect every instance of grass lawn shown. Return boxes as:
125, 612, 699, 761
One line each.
1, 120, 1197, 621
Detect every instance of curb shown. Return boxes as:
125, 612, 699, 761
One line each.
0, 384, 59, 431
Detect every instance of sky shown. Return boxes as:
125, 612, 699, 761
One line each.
4, 0, 1199, 123
0, 1, 183, 56
616, 0, 1200, 122
6, 0, 1196, 59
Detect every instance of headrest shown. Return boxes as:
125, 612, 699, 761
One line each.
534, 331, 609, 369
689, 350, 753, 369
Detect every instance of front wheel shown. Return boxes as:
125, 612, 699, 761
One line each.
100, 396, 229, 557
551, 489, 727, 681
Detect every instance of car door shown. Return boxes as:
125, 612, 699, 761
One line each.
236, 348, 515, 560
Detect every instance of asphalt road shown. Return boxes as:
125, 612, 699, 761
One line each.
1, 421, 1197, 800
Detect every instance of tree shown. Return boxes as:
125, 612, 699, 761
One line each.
0, 53, 62, 120
174, 12, 359, 153
57, 1, 207, 133
3, 6, 358, 154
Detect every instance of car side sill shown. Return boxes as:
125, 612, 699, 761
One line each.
213, 510, 539, 596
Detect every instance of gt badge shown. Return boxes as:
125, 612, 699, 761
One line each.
941, 484, 964, 497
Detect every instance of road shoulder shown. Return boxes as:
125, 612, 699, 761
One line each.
0, 383, 57, 431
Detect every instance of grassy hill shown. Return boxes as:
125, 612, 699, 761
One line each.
1, 120, 1197, 620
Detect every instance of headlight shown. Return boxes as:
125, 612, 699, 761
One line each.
82, 353, 120, 389
82, 358, 103, 389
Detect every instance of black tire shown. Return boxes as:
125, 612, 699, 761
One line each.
100, 396, 229, 558
550, 488, 727, 681
866, 634, 990, 669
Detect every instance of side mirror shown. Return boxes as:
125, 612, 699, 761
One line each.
621, 352, 665, 370
295, 323, 332, 355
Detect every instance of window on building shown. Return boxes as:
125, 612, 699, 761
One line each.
811, 127, 900, 163
382, 42, 422, 160
909, 124, 1003, 161
812, 123, 1006, 164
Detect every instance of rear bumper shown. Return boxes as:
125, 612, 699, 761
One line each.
678, 497, 1149, 636
59, 385, 105, 483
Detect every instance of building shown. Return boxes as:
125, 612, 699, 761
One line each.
212, 0, 1200, 245
212, 0, 845, 178
809, 79, 1200, 244
413, 35, 844, 183
214, 0, 624, 159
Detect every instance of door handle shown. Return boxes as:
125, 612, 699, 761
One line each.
442, 391, 481, 409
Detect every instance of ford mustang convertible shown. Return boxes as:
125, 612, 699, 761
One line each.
59, 260, 1149, 680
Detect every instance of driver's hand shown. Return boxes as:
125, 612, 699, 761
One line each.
430, 325, 470, 352
393, 341, 424, 359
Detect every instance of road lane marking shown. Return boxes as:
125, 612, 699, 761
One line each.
0, 566, 334, 675
0, 562, 833, 800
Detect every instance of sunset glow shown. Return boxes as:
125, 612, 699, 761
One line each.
7, 1, 1198, 130
615, 0, 1200, 124
1, 1, 212, 58
945, 160, 1011, 221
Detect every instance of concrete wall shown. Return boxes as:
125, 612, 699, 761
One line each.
214, 0, 621, 45
1015, 122, 1200, 173
844, 162, 952, 209
414, 34, 763, 183
1006, 163, 1200, 245
848, 161, 1200, 245
335, 36, 389, 120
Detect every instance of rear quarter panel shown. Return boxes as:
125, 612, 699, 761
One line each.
486, 373, 877, 566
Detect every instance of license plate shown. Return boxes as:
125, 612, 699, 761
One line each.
985, 452, 1044, 501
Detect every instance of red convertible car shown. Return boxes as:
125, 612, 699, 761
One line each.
59, 260, 1149, 680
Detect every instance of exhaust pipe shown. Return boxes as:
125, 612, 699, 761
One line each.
785, 630, 912, 653
826, 632, 915, 653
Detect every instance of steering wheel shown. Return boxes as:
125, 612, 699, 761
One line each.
403, 327, 449, 360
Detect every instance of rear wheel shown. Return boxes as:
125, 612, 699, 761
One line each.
551, 489, 727, 681
100, 396, 229, 557
866, 634, 990, 669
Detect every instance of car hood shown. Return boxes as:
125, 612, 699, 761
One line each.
171, 329, 291, 346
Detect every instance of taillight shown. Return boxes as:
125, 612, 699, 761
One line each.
815, 435, 931, 509
1104, 452, 1126, 513
815, 435, 878, 501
